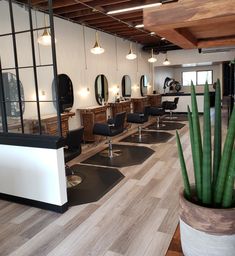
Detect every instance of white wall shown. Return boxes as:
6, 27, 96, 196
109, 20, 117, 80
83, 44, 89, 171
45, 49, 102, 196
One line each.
0, 0, 151, 129
154, 66, 174, 93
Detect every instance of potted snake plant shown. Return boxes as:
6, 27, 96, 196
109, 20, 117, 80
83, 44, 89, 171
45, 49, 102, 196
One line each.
176, 80, 235, 256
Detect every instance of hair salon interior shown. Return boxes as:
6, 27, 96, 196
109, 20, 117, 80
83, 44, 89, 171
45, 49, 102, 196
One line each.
0, 0, 234, 255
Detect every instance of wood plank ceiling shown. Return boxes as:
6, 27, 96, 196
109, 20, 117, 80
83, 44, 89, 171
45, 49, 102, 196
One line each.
144, 0, 235, 50
17, 0, 181, 52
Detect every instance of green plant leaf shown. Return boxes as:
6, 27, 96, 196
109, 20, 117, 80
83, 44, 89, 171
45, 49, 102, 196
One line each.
191, 82, 202, 200
187, 106, 200, 198
213, 79, 221, 187
214, 106, 235, 205
202, 82, 212, 204
222, 148, 235, 208
176, 130, 191, 199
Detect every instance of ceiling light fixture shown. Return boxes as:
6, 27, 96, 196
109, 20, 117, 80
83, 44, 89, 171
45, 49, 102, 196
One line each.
163, 52, 170, 65
135, 24, 144, 28
126, 43, 137, 60
90, 31, 105, 55
107, 2, 162, 15
37, 14, 55, 46
148, 49, 157, 63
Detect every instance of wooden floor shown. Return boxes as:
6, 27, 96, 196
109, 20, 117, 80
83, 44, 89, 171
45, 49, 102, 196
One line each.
0, 117, 193, 256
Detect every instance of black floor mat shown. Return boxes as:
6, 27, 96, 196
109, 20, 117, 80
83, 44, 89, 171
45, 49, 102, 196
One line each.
81, 144, 154, 167
121, 131, 173, 144
67, 164, 124, 206
147, 121, 185, 131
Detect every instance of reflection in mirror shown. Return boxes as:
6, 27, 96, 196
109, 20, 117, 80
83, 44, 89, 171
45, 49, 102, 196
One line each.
140, 75, 148, 96
52, 74, 74, 113
95, 74, 108, 105
2, 72, 25, 117
122, 75, 131, 97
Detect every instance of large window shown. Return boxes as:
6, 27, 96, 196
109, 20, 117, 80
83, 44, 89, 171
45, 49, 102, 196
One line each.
182, 70, 213, 86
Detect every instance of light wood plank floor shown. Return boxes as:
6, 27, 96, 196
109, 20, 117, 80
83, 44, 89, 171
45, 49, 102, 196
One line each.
0, 117, 192, 256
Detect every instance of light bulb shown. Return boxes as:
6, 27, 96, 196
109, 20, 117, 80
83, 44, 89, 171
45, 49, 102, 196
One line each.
37, 29, 51, 46
90, 32, 105, 55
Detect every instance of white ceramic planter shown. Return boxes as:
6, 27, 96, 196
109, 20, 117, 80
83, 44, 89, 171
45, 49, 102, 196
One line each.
180, 219, 235, 256
179, 191, 235, 256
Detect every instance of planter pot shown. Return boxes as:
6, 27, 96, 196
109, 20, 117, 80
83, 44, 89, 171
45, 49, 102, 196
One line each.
179, 190, 235, 256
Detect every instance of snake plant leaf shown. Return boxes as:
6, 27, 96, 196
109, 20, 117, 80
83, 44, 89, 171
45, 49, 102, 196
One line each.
214, 106, 235, 205
222, 148, 235, 208
191, 82, 202, 200
176, 130, 191, 199
213, 79, 221, 187
187, 106, 200, 199
202, 82, 212, 205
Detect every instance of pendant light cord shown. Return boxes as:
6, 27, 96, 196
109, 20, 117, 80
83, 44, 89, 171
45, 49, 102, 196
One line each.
83, 25, 88, 70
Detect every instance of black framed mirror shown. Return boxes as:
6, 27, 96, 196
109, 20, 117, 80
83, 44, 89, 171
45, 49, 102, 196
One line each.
95, 74, 109, 105
2, 72, 25, 117
52, 74, 74, 113
140, 75, 148, 96
122, 75, 131, 97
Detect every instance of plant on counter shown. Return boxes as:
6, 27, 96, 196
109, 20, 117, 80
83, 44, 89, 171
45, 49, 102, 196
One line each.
176, 79, 235, 208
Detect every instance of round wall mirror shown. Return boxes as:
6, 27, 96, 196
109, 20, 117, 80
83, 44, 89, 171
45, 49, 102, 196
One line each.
52, 74, 74, 113
95, 74, 109, 105
140, 75, 148, 96
2, 72, 25, 117
122, 75, 131, 97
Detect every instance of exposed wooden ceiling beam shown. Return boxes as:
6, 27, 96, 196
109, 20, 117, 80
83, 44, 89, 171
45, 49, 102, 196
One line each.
198, 37, 235, 48
144, 0, 235, 49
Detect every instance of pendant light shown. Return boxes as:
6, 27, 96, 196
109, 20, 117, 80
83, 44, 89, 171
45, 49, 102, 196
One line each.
126, 43, 137, 60
90, 31, 105, 55
163, 52, 170, 65
148, 49, 157, 63
38, 14, 54, 46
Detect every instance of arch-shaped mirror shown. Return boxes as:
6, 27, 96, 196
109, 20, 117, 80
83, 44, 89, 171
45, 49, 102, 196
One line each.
122, 75, 131, 97
2, 72, 25, 117
140, 75, 148, 96
95, 74, 108, 105
52, 74, 74, 113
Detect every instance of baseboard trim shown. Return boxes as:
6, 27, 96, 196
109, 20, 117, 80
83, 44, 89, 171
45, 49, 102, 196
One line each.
0, 192, 68, 213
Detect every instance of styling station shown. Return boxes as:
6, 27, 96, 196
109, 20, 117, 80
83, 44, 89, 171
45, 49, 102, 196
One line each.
0, 1, 235, 256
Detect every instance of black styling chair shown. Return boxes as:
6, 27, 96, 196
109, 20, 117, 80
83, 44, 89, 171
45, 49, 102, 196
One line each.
162, 97, 179, 119
64, 127, 84, 188
127, 106, 150, 140
93, 111, 126, 158
149, 107, 166, 127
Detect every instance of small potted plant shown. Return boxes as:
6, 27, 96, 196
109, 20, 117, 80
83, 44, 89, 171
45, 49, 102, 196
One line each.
176, 80, 235, 256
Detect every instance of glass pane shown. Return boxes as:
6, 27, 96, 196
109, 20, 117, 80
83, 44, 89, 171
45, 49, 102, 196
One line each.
182, 71, 196, 86
23, 102, 41, 135
40, 101, 60, 136
2, 72, 24, 117
16, 32, 33, 68
197, 71, 212, 85
0, 36, 15, 70
37, 66, 54, 102
7, 115, 22, 134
